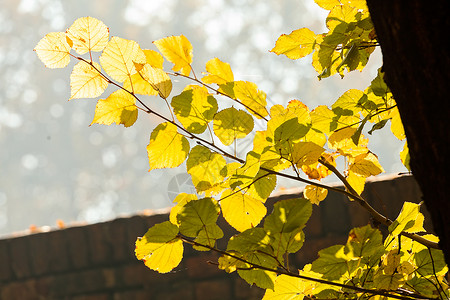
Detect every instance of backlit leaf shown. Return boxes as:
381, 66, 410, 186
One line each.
34, 32, 71, 68
70, 61, 108, 99
291, 142, 325, 168
400, 141, 410, 171
263, 274, 312, 300
153, 35, 193, 76
270, 28, 316, 60
221, 190, 266, 232
91, 89, 137, 127
123, 50, 163, 96
177, 197, 223, 248
328, 127, 369, 157
66, 16, 109, 55
314, 0, 368, 10
202, 57, 234, 84
186, 145, 227, 193
99, 36, 146, 83
147, 122, 190, 170
213, 107, 254, 146
303, 185, 328, 205
219, 81, 269, 119
135, 221, 183, 273
388, 202, 425, 236
390, 107, 406, 140
169, 193, 198, 225
311, 245, 357, 280
415, 248, 448, 277
137, 63, 172, 99
349, 152, 384, 177
172, 85, 218, 134
346, 171, 366, 195
331, 89, 365, 115
345, 225, 384, 259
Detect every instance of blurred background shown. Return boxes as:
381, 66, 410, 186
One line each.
0, 0, 405, 236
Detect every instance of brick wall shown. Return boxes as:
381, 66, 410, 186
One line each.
0, 175, 427, 300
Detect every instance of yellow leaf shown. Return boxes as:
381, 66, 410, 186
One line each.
91, 89, 137, 127
328, 127, 369, 157
34, 32, 71, 68
135, 221, 183, 273
291, 142, 325, 167
147, 122, 190, 170
143, 49, 164, 69
99, 36, 146, 83
171, 85, 218, 134
346, 171, 366, 196
390, 107, 406, 140
270, 28, 316, 60
202, 57, 234, 84
220, 190, 266, 232
66, 16, 109, 55
219, 81, 269, 119
303, 185, 328, 205
315, 0, 368, 11
213, 107, 254, 146
263, 274, 313, 300
331, 89, 365, 115
169, 193, 198, 225
69, 61, 108, 99
137, 64, 172, 99
186, 145, 227, 193
349, 152, 384, 177
326, 5, 359, 32
153, 35, 193, 76
400, 141, 410, 171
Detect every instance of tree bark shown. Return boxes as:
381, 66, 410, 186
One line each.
366, 0, 450, 264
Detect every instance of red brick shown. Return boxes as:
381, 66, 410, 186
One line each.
195, 279, 232, 300
304, 207, 322, 237
113, 290, 149, 300
109, 218, 128, 262
86, 223, 112, 265
71, 293, 109, 300
186, 253, 222, 278
234, 277, 265, 300
66, 226, 90, 269
0, 280, 39, 300
0, 240, 13, 281
9, 236, 33, 279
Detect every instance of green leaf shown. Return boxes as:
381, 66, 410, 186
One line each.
221, 190, 266, 232
311, 245, 357, 280
177, 198, 223, 248
227, 228, 278, 289
414, 248, 448, 277
345, 225, 384, 259
331, 89, 366, 115
135, 221, 183, 273
270, 28, 316, 60
368, 119, 388, 135
388, 202, 425, 236
213, 107, 254, 146
169, 193, 198, 225
186, 145, 227, 193
146, 122, 190, 170
264, 198, 312, 234
171, 85, 218, 134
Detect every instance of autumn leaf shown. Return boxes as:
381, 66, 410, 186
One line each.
270, 28, 316, 60
135, 221, 183, 273
34, 32, 71, 68
303, 185, 328, 205
349, 152, 384, 177
91, 89, 137, 127
69, 61, 108, 100
202, 58, 234, 84
66, 16, 109, 55
99, 36, 146, 83
137, 64, 172, 99
153, 35, 193, 76
213, 107, 254, 145
147, 122, 190, 170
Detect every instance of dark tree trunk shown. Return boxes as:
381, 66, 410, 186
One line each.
366, 0, 450, 264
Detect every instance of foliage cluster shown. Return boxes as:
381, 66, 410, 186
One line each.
35, 1, 448, 299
